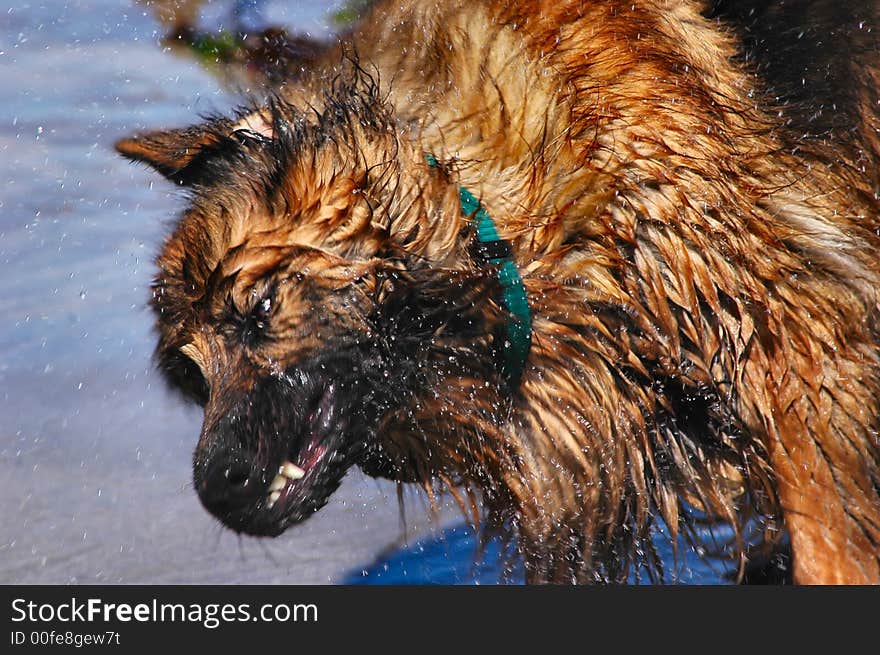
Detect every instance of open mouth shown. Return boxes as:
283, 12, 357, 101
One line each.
194, 374, 365, 536
262, 383, 347, 530
262, 382, 342, 517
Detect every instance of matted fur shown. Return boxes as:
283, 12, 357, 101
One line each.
117, 0, 880, 584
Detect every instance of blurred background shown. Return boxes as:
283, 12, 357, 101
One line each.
0, 0, 722, 584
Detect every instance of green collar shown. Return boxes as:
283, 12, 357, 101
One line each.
426, 154, 532, 385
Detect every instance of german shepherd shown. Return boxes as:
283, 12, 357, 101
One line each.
116, 0, 880, 583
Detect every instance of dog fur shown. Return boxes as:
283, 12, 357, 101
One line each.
117, 0, 880, 584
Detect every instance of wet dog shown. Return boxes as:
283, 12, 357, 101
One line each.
117, 0, 880, 583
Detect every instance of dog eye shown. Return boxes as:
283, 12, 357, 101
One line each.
239, 289, 275, 345
253, 296, 272, 330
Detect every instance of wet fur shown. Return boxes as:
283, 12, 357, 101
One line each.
118, 0, 880, 583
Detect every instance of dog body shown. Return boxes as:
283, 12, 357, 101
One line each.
118, 0, 880, 583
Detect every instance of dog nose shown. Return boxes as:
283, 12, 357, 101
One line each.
197, 449, 263, 526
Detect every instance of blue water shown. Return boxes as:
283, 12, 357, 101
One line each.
345, 522, 729, 585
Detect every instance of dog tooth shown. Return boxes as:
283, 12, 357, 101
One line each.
267, 490, 281, 508
281, 461, 306, 480
268, 475, 287, 493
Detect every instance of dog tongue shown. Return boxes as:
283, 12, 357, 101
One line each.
313, 383, 337, 434
299, 440, 328, 472
292, 384, 337, 472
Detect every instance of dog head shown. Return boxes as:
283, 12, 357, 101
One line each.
117, 76, 511, 536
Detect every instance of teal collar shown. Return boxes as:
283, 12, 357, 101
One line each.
426, 154, 532, 385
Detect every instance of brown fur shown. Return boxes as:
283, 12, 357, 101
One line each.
117, 0, 880, 583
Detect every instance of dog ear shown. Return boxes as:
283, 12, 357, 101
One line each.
116, 111, 276, 185
115, 121, 233, 185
